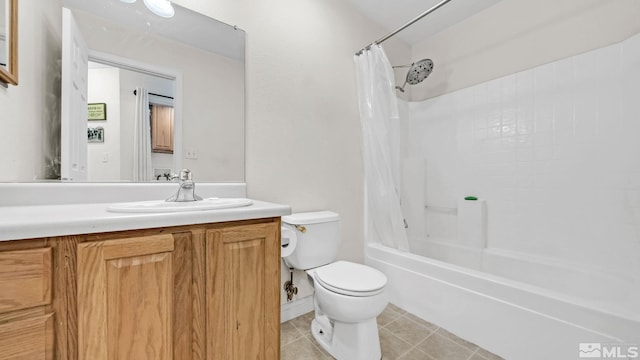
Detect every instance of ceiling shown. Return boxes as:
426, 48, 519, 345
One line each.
63, 0, 245, 61
345, 0, 502, 45
64, 0, 500, 59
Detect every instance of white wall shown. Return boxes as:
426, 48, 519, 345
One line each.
87, 67, 121, 181
404, 32, 640, 306
172, 0, 410, 266
411, 0, 640, 100
0, 0, 61, 181
172, 0, 411, 305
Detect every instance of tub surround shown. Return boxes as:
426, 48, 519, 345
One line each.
402, 31, 640, 288
377, 30, 640, 358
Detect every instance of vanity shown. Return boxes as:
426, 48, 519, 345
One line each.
0, 184, 290, 360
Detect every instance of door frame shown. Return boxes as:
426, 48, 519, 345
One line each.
87, 50, 184, 177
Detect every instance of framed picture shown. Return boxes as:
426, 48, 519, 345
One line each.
88, 103, 107, 121
88, 127, 104, 143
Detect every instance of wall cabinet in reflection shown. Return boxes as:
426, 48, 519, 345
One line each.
151, 104, 174, 154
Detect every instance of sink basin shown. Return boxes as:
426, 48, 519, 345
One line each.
107, 197, 253, 213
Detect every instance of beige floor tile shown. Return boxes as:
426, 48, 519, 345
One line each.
378, 305, 404, 327
474, 347, 504, 360
385, 316, 435, 346
416, 333, 474, 360
379, 327, 413, 359
281, 336, 331, 360
282, 305, 500, 360
469, 353, 488, 360
305, 331, 334, 358
435, 328, 478, 351
397, 348, 437, 360
281, 321, 304, 347
288, 311, 315, 337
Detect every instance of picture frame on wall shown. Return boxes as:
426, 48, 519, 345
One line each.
88, 103, 107, 121
88, 127, 104, 143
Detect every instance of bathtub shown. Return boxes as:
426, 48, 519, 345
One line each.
365, 243, 640, 360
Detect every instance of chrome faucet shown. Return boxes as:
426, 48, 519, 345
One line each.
165, 169, 203, 202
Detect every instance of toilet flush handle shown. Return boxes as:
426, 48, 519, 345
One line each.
294, 225, 306, 233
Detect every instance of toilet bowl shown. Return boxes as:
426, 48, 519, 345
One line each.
281, 212, 388, 360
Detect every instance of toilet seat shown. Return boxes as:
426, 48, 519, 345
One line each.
313, 261, 387, 297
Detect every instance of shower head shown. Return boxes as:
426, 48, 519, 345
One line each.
394, 59, 434, 93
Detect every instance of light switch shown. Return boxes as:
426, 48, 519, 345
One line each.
185, 149, 198, 159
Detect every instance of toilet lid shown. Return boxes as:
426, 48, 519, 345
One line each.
314, 261, 387, 297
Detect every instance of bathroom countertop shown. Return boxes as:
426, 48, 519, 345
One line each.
0, 199, 291, 242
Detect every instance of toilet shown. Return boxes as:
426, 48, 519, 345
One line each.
281, 211, 388, 360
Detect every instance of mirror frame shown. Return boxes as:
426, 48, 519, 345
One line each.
0, 0, 17, 85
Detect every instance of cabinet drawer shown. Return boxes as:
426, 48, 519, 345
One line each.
0, 248, 52, 313
0, 313, 54, 360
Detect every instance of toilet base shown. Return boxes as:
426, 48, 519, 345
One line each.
310, 316, 382, 360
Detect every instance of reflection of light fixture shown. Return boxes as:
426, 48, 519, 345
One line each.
143, 0, 175, 18
119, 0, 175, 18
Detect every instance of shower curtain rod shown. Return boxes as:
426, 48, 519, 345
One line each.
133, 89, 174, 99
355, 0, 453, 56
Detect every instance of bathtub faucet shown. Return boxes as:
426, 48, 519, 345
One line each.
166, 169, 203, 202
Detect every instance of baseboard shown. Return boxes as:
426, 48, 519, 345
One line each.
280, 295, 314, 323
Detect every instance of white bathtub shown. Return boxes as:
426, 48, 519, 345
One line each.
365, 243, 640, 360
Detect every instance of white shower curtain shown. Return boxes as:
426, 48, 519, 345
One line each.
133, 87, 153, 181
354, 45, 410, 252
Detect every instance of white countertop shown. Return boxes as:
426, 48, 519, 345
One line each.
0, 200, 291, 242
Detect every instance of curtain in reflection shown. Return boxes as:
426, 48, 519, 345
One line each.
133, 87, 153, 181
354, 45, 410, 251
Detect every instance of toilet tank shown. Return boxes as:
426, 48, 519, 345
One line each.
282, 211, 341, 270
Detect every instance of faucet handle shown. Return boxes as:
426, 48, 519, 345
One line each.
179, 169, 193, 181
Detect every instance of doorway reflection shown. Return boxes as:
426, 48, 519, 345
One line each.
87, 61, 175, 182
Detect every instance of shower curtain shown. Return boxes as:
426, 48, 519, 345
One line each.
133, 87, 153, 181
354, 45, 410, 251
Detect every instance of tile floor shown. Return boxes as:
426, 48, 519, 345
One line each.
281, 303, 504, 360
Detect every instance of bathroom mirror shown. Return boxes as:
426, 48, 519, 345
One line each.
0, 0, 18, 85
61, 0, 245, 182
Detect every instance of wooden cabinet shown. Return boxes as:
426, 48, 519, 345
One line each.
151, 105, 174, 153
46, 218, 280, 360
0, 314, 54, 360
77, 234, 179, 360
0, 247, 54, 360
0, 218, 282, 360
206, 222, 280, 360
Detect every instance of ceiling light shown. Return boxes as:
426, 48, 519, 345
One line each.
143, 0, 175, 18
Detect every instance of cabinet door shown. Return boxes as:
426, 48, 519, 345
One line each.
77, 233, 192, 360
0, 247, 54, 360
151, 105, 174, 153
0, 314, 54, 360
0, 248, 52, 314
206, 222, 280, 360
